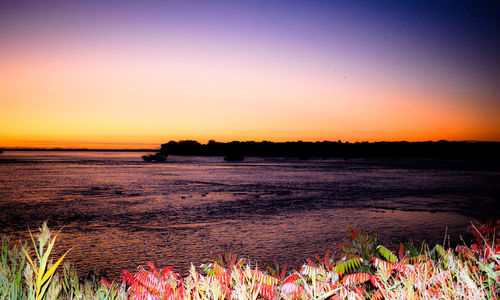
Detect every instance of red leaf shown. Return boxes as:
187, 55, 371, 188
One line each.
398, 243, 405, 260
342, 273, 371, 286
283, 273, 300, 284
372, 289, 384, 300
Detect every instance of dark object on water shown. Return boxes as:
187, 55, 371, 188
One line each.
224, 154, 244, 161
160, 140, 500, 159
0, 149, 3, 154
142, 153, 167, 162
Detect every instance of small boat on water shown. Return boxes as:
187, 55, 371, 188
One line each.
142, 153, 167, 162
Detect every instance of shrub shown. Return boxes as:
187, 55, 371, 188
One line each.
0, 221, 498, 299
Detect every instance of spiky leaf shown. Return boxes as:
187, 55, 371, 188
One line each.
377, 245, 397, 263
334, 258, 363, 275
342, 273, 371, 286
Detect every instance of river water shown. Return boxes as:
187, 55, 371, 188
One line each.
0, 151, 498, 277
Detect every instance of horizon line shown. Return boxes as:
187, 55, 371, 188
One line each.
1, 139, 498, 152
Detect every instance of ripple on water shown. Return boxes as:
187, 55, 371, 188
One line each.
0, 152, 497, 276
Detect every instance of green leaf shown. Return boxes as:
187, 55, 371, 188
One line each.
334, 258, 363, 275
41, 250, 69, 284
21, 247, 36, 275
377, 245, 397, 263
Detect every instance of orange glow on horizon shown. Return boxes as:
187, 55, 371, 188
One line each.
1, 3, 499, 149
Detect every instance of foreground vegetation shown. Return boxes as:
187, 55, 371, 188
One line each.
1, 221, 498, 299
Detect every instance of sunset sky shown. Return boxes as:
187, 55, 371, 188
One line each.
1, 1, 499, 148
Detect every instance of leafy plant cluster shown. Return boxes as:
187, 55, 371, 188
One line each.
0, 220, 498, 299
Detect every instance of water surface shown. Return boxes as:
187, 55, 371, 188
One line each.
0, 151, 498, 276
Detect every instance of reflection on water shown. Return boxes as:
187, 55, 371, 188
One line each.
0, 151, 498, 276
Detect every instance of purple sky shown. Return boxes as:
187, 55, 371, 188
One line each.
1, 1, 498, 146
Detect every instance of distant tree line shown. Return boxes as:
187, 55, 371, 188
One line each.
158, 140, 499, 159
0, 148, 155, 152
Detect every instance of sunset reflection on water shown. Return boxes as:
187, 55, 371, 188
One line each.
0, 151, 496, 276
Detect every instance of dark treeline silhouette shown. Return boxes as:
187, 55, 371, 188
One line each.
158, 140, 499, 159
0, 148, 156, 152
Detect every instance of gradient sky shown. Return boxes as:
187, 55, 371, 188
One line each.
1, 1, 499, 148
